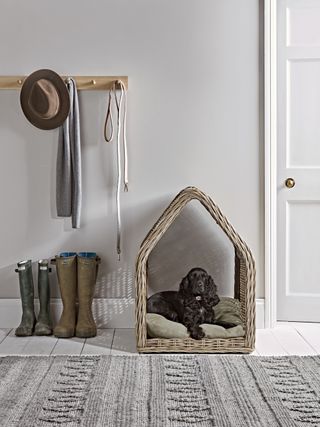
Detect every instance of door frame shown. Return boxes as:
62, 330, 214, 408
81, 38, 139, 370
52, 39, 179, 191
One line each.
264, 0, 278, 328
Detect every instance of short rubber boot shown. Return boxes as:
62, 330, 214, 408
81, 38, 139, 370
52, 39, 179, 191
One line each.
75, 253, 100, 338
52, 253, 77, 338
15, 260, 36, 337
35, 260, 53, 336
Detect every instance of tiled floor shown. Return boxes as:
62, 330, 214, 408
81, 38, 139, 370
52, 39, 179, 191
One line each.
0, 323, 319, 356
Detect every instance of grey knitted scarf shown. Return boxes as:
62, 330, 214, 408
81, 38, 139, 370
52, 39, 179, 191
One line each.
56, 77, 82, 229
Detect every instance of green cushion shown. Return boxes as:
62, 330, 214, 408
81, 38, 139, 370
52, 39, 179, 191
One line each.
215, 297, 243, 326
147, 313, 189, 339
146, 297, 244, 339
200, 324, 244, 338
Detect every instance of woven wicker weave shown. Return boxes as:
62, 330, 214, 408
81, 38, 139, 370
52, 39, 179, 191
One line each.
135, 187, 256, 353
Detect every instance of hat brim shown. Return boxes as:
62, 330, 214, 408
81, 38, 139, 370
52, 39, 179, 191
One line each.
20, 69, 70, 130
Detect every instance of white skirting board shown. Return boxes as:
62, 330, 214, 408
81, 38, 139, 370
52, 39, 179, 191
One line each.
0, 298, 265, 329
256, 299, 265, 329
0, 298, 135, 329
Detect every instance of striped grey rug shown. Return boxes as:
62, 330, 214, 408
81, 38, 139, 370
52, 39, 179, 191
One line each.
0, 355, 319, 426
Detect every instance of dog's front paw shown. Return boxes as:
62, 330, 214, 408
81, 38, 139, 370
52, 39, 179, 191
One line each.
190, 326, 205, 340
169, 312, 179, 322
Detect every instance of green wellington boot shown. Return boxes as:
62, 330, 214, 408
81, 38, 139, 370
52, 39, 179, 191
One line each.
75, 253, 100, 338
15, 260, 36, 337
35, 260, 53, 336
52, 253, 77, 338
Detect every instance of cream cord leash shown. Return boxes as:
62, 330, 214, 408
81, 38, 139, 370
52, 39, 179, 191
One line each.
104, 80, 128, 260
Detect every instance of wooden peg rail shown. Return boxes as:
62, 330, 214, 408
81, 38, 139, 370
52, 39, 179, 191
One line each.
0, 76, 128, 90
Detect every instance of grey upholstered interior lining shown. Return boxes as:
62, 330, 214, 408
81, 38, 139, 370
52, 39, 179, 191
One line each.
147, 200, 235, 297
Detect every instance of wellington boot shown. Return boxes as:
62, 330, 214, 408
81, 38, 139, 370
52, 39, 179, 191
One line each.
15, 260, 36, 337
52, 253, 77, 338
35, 260, 53, 336
75, 253, 100, 338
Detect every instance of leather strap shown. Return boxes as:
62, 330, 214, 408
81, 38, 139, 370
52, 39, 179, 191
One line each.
104, 80, 128, 260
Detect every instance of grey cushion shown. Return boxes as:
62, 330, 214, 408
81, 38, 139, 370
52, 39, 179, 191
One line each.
147, 313, 189, 339
215, 297, 243, 326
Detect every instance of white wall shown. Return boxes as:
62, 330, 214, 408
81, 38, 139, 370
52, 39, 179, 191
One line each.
0, 0, 264, 304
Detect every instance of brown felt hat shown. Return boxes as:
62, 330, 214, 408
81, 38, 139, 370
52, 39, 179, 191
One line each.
20, 69, 70, 130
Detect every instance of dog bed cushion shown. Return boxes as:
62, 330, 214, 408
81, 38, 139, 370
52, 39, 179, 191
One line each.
214, 297, 243, 326
146, 297, 244, 339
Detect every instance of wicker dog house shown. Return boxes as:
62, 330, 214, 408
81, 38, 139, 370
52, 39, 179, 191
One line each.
135, 187, 256, 353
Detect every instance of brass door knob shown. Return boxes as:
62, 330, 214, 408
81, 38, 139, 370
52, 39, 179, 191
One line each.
285, 178, 295, 188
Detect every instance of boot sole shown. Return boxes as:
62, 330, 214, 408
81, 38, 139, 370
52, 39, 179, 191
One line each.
75, 331, 97, 338
54, 331, 74, 338
34, 331, 53, 336
15, 331, 33, 337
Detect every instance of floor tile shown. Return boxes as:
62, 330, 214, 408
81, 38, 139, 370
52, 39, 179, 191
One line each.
82, 329, 114, 355
255, 329, 288, 356
271, 325, 317, 356
51, 336, 85, 355
111, 328, 137, 355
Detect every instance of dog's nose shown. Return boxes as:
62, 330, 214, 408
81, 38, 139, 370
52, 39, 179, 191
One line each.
198, 281, 205, 291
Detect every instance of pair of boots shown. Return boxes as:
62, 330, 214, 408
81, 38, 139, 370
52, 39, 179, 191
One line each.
52, 252, 100, 339
15, 259, 52, 336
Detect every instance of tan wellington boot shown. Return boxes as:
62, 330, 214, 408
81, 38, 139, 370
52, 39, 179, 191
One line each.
52, 253, 77, 338
75, 253, 100, 338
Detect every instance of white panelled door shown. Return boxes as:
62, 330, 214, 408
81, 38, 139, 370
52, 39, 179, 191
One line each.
277, 0, 320, 321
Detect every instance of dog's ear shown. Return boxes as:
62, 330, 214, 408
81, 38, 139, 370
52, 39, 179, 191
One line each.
207, 274, 216, 290
179, 276, 189, 294
207, 275, 219, 299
